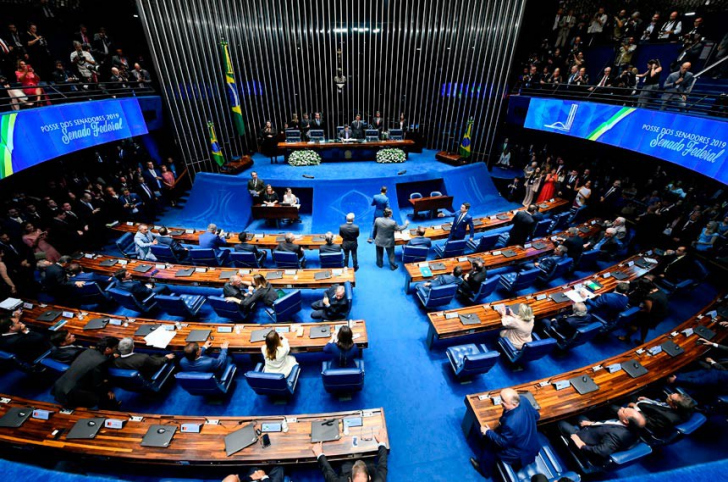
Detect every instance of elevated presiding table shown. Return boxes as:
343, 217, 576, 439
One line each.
462, 294, 728, 435
0, 396, 388, 466
409, 195, 454, 218
278, 139, 415, 162
425, 251, 662, 348
76, 254, 355, 289
19, 301, 369, 354
251, 204, 300, 221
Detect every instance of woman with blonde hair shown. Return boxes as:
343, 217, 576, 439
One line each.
497, 303, 535, 350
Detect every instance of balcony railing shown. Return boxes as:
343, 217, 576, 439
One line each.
0, 81, 155, 111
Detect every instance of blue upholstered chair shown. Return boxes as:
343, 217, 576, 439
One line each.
532, 219, 553, 239
559, 433, 652, 474
467, 232, 500, 253
37, 352, 70, 376
231, 251, 264, 268
497, 433, 581, 482
189, 248, 230, 267
0, 349, 41, 373
320, 251, 344, 268
498, 333, 557, 365
416, 283, 458, 310
445, 343, 499, 379
576, 249, 600, 271
156, 293, 206, 317
430, 191, 443, 197
545, 321, 603, 351
107, 287, 158, 313
498, 267, 540, 294
433, 239, 467, 259
656, 259, 709, 296
594, 306, 640, 334
73, 282, 112, 306
150, 244, 182, 264
265, 290, 302, 323
537, 257, 573, 283
273, 250, 301, 269
458, 275, 500, 304
410, 193, 423, 200
321, 359, 365, 394
108, 361, 176, 393
402, 245, 429, 264
207, 295, 249, 320
244, 363, 300, 397
548, 212, 571, 233
115, 232, 138, 258
175, 363, 237, 396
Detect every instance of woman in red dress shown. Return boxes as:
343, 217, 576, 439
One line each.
536, 168, 558, 203
15, 60, 49, 105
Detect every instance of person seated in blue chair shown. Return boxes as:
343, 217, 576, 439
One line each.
519, 245, 568, 278
276, 232, 307, 268
320, 232, 342, 253
225, 274, 277, 315
458, 259, 487, 299
112, 337, 175, 379
157, 226, 190, 261
114, 268, 170, 300
627, 391, 696, 439
497, 304, 534, 351
198, 223, 228, 254
66, 262, 114, 288
416, 266, 463, 299
470, 388, 541, 478
49, 330, 84, 364
311, 284, 350, 320
585, 281, 629, 320
324, 325, 360, 368
407, 226, 432, 247
583, 227, 621, 258
557, 407, 646, 465
233, 231, 267, 266
313, 426, 388, 482
541, 302, 593, 339
665, 337, 728, 396
222, 467, 287, 482
180, 339, 232, 375
223, 274, 251, 300
262, 331, 298, 376
0, 310, 49, 363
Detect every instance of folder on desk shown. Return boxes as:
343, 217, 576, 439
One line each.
134, 264, 153, 273
175, 268, 195, 278
310, 325, 331, 339
501, 249, 517, 258
169, 229, 185, 236
314, 271, 332, 281
694, 325, 716, 340
531, 241, 548, 250
634, 258, 652, 269
430, 262, 446, 271
141, 425, 177, 448
224, 423, 257, 456
134, 324, 159, 337
251, 328, 273, 343
578, 226, 590, 233
496, 214, 510, 220
622, 359, 648, 378
661, 340, 685, 357
83, 317, 109, 331
186, 329, 211, 343
312, 235, 326, 242
612, 271, 629, 281
0, 407, 33, 428
570, 375, 599, 395
550, 292, 570, 303
311, 419, 342, 443
37, 310, 62, 322
520, 392, 541, 411
67, 418, 106, 439
419, 266, 433, 278
99, 259, 118, 267
219, 271, 235, 280
409, 229, 419, 236
459, 314, 481, 325
275, 236, 286, 242
266, 271, 283, 280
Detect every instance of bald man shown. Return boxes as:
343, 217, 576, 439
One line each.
661, 62, 694, 111
470, 388, 541, 478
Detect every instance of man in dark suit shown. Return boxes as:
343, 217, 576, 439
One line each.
0, 230, 35, 294
119, 188, 142, 221
157, 226, 190, 261
247, 171, 265, 198
0, 312, 48, 363
373, 208, 409, 270
506, 178, 525, 203
313, 427, 388, 482
49, 330, 84, 364
339, 125, 353, 140
655, 246, 692, 284
407, 226, 432, 247
584, 227, 621, 258
416, 266, 463, 300
222, 468, 287, 482
320, 232, 342, 253
339, 213, 360, 271
2, 207, 26, 241
223, 274, 250, 300
558, 227, 584, 265
37, 259, 85, 299
459, 258, 488, 299
560, 170, 580, 201
114, 269, 170, 301
523, 245, 568, 279
471, 388, 541, 477
369, 186, 390, 242
311, 112, 324, 131
669, 212, 701, 247
558, 407, 645, 464
542, 302, 594, 338
113, 337, 175, 379
449, 202, 476, 241
234, 231, 266, 266
180, 339, 232, 375
586, 282, 629, 320
509, 206, 536, 246
311, 284, 350, 320
50, 211, 85, 254
52, 337, 120, 409
276, 232, 307, 268
135, 176, 158, 221
142, 161, 164, 195
599, 179, 623, 217
632, 393, 696, 438
351, 114, 366, 139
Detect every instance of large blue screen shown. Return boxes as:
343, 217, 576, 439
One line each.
523, 97, 728, 185
1, 98, 148, 179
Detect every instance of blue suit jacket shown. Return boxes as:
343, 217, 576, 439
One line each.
198, 232, 226, 252
587, 292, 629, 318
371, 194, 390, 218
179, 347, 229, 373
485, 400, 541, 466
449, 212, 475, 240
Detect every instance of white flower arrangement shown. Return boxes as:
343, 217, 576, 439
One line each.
376, 148, 406, 163
288, 149, 322, 166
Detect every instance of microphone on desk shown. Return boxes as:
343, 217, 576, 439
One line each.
302, 174, 315, 179
397, 170, 407, 175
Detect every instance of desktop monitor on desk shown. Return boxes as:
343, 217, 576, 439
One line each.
309, 129, 325, 142
285, 129, 301, 142
365, 129, 380, 141
389, 129, 403, 140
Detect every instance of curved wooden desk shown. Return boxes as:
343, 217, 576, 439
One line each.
111, 223, 343, 251
425, 252, 662, 348
76, 254, 355, 289
0, 397, 388, 466
461, 294, 728, 436
19, 302, 368, 354
403, 220, 603, 292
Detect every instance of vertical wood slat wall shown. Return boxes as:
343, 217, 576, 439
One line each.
136, 0, 526, 176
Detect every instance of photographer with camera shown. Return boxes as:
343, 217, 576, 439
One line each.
636, 58, 662, 107
70, 41, 97, 86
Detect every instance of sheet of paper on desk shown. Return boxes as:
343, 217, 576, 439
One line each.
144, 327, 176, 349
564, 289, 590, 303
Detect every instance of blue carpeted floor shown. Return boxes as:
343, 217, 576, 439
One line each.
1, 155, 727, 481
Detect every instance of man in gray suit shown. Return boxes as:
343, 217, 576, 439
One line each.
373, 208, 409, 270
661, 62, 694, 111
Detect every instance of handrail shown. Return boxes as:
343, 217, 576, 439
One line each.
0, 81, 155, 111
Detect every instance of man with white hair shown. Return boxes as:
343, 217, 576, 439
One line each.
470, 388, 541, 477
198, 223, 230, 263
310, 284, 349, 320
134, 224, 159, 261
313, 427, 388, 481
542, 302, 595, 339
584, 227, 621, 257
611, 217, 627, 240
112, 337, 174, 379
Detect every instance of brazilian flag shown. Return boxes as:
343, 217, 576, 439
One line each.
0, 113, 18, 180
207, 121, 226, 167
221, 40, 245, 136
459, 118, 473, 158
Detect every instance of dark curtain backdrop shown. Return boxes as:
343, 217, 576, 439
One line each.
136, 0, 526, 175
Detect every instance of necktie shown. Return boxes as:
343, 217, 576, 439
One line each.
605, 188, 614, 198
0, 38, 8, 54
143, 184, 152, 198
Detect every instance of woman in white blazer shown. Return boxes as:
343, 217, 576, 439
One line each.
262, 331, 298, 377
